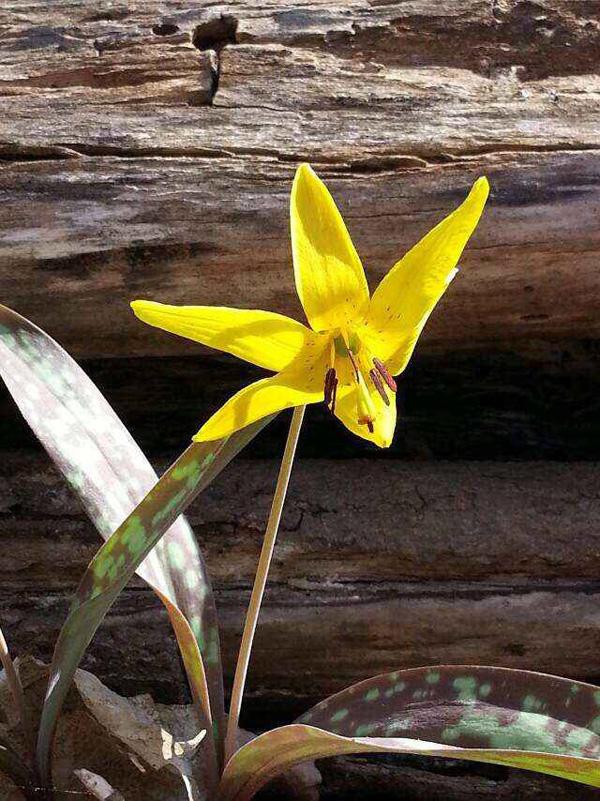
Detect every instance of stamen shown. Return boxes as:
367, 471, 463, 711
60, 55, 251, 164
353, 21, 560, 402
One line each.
331, 376, 338, 414
367, 421, 374, 433
373, 358, 397, 393
324, 367, 336, 407
347, 349, 360, 381
369, 368, 390, 406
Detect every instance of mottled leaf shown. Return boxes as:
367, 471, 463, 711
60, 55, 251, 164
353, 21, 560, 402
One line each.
218, 722, 600, 801
35, 420, 272, 790
295, 665, 600, 755
220, 666, 600, 799
0, 305, 229, 761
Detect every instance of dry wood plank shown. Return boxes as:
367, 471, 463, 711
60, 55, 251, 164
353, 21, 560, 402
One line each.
3, 38, 600, 156
2, 580, 599, 708
2, 341, 599, 461
2, 2, 599, 161
1, 455, 599, 708
2, 457, 599, 587
0, 2, 599, 358
2, 1, 598, 79
1, 152, 600, 359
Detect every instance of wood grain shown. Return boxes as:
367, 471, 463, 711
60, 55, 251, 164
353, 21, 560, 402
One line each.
1, 455, 598, 712
0, 2, 599, 358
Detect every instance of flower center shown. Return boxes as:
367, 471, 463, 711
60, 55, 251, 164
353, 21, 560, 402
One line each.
323, 333, 397, 431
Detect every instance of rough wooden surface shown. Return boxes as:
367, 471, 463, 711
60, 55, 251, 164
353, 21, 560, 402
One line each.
316, 754, 600, 801
2, 341, 600, 460
1, 454, 598, 710
1, 2, 599, 358
2, 454, 599, 798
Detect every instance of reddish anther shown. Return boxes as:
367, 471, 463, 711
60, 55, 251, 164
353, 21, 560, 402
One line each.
367, 420, 374, 433
369, 368, 390, 406
331, 376, 338, 414
324, 367, 336, 407
373, 358, 397, 393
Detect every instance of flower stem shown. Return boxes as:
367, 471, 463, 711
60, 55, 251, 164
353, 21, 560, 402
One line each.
224, 405, 305, 764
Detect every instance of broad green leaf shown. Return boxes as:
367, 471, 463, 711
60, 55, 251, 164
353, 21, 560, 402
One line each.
219, 722, 600, 801
219, 666, 600, 799
0, 305, 230, 762
295, 665, 600, 753
35, 421, 272, 790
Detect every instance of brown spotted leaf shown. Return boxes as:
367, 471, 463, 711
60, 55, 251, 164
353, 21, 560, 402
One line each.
0, 305, 234, 765
217, 665, 600, 799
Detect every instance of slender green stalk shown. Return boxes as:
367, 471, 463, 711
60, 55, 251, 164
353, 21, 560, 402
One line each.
224, 406, 305, 763
0, 626, 34, 760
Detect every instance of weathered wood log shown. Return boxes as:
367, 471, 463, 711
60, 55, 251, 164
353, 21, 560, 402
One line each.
1, 453, 599, 795
0, 2, 599, 359
2, 340, 599, 460
1, 455, 598, 711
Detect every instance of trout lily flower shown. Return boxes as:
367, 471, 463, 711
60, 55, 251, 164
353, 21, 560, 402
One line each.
132, 165, 488, 447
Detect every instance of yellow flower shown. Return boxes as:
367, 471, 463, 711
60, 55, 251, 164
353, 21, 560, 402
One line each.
131, 164, 488, 448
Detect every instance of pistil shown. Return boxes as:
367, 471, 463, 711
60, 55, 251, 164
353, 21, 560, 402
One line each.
356, 373, 376, 432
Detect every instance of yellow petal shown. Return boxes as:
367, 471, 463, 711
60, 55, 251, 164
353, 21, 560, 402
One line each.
365, 177, 489, 376
194, 341, 330, 442
131, 300, 319, 373
333, 380, 397, 449
291, 163, 369, 333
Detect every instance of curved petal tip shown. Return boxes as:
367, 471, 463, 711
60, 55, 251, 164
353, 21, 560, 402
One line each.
472, 176, 490, 201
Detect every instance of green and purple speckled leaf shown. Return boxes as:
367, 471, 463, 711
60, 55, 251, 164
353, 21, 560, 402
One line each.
295, 664, 600, 755
212, 665, 598, 798
219, 720, 600, 801
219, 666, 600, 800
0, 305, 272, 784
36, 421, 270, 790
0, 305, 232, 765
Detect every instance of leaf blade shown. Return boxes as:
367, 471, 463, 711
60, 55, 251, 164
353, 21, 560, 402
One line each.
219, 723, 600, 801
295, 664, 600, 750
35, 422, 270, 786
0, 305, 230, 760
219, 666, 600, 800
